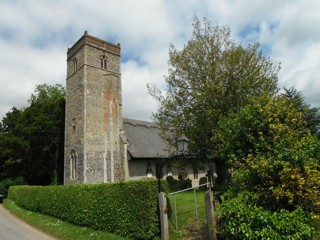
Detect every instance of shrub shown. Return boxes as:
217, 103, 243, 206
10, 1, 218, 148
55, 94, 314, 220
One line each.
8, 180, 163, 239
166, 175, 175, 191
0, 177, 25, 198
166, 176, 192, 192
219, 195, 315, 239
199, 177, 207, 191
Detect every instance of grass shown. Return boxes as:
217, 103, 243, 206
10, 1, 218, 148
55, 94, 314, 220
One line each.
3, 199, 126, 240
168, 190, 208, 239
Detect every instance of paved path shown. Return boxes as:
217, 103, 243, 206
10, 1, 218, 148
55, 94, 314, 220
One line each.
0, 204, 56, 240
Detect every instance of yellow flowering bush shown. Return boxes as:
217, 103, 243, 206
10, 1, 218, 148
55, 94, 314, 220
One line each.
219, 94, 320, 215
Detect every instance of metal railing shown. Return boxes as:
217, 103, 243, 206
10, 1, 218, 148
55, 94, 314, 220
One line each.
168, 183, 208, 230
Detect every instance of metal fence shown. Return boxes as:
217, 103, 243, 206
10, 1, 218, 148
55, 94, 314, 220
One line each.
168, 183, 208, 231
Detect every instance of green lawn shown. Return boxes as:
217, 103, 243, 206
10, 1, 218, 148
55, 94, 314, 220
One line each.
3, 199, 126, 240
168, 190, 209, 239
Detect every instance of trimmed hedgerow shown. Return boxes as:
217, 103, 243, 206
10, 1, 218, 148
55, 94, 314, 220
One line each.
8, 180, 162, 239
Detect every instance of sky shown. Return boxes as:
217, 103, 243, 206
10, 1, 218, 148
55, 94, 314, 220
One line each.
0, 0, 320, 122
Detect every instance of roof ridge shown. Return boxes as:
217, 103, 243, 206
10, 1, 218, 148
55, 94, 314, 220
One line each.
123, 117, 159, 129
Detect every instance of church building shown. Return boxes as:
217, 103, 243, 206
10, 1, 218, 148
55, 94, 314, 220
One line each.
64, 32, 204, 185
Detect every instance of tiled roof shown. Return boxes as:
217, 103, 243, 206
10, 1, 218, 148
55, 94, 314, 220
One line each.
123, 118, 171, 159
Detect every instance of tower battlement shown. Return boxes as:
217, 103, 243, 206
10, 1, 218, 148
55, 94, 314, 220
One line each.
67, 31, 120, 60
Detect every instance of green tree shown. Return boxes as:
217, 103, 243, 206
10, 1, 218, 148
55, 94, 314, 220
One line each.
0, 108, 28, 180
148, 17, 280, 180
0, 84, 65, 185
219, 95, 320, 217
282, 87, 320, 137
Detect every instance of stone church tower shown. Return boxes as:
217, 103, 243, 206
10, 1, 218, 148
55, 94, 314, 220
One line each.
64, 31, 128, 184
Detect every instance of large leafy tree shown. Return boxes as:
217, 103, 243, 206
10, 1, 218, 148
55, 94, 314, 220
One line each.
148, 17, 280, 173
0, 84, 65, 185
219, 94, 320, 217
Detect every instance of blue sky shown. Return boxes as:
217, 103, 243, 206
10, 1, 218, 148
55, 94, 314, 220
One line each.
1, 0, 320, 121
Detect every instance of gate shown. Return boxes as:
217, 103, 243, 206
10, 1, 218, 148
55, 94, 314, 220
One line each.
168, 183, 208, 239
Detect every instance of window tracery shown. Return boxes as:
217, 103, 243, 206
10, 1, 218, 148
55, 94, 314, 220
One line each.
100, 55, 108, 69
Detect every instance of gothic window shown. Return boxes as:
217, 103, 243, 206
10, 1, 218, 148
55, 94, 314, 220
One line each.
70, 150, 77, 179
100, 55, 108, 69
146, 162, 153, 178
73, 58, 78, 72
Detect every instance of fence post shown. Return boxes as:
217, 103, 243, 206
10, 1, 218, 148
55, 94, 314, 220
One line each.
205, 190, 217, 240
194, 188, 198, 223
174, 194, 178, 230
158, 192, 169, 240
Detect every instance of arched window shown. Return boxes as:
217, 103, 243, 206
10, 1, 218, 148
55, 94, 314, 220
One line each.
70, 150, 77, 179
73, 58, 78, 72
100, 55, 108, 69
146, 162, 153, 178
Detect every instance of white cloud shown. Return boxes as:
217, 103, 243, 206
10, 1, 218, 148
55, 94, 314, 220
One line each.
122, 61, 162, 121
0, 0, 320, 122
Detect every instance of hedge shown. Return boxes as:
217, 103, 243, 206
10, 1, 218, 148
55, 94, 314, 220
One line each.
219, 197, 314, 239
0, 177, 25, 198
8, 180, 163, 239
166, 175, 192, 192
